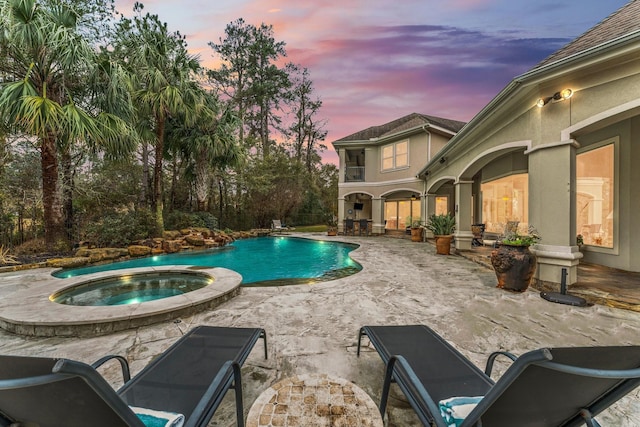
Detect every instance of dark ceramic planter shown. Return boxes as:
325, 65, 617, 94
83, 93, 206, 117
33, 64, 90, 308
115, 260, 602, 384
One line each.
490, 244, 537, 292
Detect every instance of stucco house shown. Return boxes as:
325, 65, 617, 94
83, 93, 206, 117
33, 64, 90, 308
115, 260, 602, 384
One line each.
332, 113, 465, 236
332, 0, 640, 292
417, 0, 640, 290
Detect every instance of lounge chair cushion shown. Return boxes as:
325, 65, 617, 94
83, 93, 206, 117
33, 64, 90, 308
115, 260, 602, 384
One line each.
438, 396, 482, 426
131, 406, 184, 427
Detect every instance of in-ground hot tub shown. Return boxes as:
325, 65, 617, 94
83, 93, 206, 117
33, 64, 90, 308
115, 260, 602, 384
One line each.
51, 271, 214, 306
0, 266, 241, 337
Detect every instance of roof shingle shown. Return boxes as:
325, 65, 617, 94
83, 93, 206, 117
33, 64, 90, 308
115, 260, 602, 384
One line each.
334, 112, 466, 143
534, 0, 640, 69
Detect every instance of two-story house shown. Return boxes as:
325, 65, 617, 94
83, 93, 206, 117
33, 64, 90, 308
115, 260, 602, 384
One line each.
332, 1, 640, 295
332, 113, 465, 235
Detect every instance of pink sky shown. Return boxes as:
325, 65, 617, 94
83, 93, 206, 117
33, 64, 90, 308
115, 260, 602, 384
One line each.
115, 0, 629, 164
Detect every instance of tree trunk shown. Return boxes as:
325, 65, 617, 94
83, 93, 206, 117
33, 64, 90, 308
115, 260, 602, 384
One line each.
195, 154, 209, 211
60, 148, 74, 243
140, 141, 149, 208
168, 154, 178, 212
40, 134, 66, 249
153, 118, 165, 236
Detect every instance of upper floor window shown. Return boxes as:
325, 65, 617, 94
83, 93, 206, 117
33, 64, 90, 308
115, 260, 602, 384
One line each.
382, 140, 408, 171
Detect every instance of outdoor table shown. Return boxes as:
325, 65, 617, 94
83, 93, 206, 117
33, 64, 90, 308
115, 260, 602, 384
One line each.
246, 373, 383, 426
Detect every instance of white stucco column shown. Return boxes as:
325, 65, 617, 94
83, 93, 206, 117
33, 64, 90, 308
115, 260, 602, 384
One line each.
528, 141, 583, 288
454, 181, 474, 250
424, 193, 437, 238
337, 197, 345, 234
372, 197, 384, 235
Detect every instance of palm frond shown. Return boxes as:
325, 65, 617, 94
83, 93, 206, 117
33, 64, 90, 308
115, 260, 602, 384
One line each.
61, 101, 98, 141
17, 94, 63, 137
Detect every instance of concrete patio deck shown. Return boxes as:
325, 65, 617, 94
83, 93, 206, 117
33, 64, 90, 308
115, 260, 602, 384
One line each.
0, 234, 638, 426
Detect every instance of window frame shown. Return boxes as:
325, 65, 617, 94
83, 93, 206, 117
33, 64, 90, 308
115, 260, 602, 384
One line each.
576, 137, 619, 255
384, 198, 421, 230
381, 140, 410, 172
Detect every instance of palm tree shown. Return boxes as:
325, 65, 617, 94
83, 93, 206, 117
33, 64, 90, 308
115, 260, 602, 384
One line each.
167, 93, 242, 212
0, 0, 132, 249
114, 4, 205, 235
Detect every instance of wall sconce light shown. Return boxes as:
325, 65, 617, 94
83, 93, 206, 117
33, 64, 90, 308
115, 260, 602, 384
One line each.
439, 157, 446, 164
537, 88, 573, 107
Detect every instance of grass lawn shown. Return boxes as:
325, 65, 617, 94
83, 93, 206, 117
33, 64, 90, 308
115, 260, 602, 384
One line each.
291, 224, 328, 232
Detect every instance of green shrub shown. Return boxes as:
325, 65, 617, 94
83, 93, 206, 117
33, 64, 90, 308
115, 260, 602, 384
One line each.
164, 211, 218, 231
85, 209, 156, 247
14, 238, 47, 255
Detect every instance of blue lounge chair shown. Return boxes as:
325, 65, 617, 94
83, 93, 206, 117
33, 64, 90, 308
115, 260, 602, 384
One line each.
358, 324, 640, 426
0, 326, 268, 427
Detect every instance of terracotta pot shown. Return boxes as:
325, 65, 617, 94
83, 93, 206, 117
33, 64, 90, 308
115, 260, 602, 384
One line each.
327, 228, 337, 236
490, 244, 537, 292
435, 235, 452, 255
411, 227, 423, 242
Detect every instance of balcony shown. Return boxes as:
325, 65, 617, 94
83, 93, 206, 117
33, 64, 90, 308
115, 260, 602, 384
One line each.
345, 166, 365, 182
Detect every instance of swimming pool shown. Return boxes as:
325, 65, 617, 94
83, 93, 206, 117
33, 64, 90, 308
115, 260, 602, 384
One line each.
53, 237, 362, 286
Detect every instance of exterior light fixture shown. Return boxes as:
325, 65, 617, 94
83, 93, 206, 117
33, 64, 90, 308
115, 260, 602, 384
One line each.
439, 157, 446, 164
537, 88, 573, 107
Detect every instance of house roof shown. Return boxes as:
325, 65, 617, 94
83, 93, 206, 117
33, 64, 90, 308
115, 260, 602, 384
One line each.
333, 112, 466, 144
419, 0, 640, 177
534, 0, 640, 69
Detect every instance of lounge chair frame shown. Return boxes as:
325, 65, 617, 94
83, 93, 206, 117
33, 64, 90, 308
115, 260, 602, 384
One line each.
0, 326, 268, 427
358, 325, 640, 427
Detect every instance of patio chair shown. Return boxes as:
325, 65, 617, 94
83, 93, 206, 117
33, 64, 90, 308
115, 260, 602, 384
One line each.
0, 326, 268, 427
359, 218, 370, 236
272, 219, 285, 233
344, 218, 355, 235
357, 324, 640, 427
471, 223, 485, 246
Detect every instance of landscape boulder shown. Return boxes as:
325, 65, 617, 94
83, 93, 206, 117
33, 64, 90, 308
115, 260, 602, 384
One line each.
185, 234, 205, 246
47, 257, 90, 268
128, 245, 152, 257
162, 240, 182, 253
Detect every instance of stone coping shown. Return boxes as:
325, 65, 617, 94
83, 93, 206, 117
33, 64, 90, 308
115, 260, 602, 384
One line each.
0, 266, 242, 337
246, 373, 383, 427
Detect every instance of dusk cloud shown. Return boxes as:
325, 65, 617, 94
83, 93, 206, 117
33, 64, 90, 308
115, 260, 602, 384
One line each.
113, 0, 629, 164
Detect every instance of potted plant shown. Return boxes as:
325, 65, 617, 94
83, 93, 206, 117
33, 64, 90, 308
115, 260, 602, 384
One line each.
425, 214, 456, 255
576, 234, 584, 251
327, 216, 338, 236
409, 218, 423, 242
490, 225, 541, 292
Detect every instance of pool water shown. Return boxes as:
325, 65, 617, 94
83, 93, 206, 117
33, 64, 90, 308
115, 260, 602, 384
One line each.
51, 272, 212, 306
53, 237, 362, 286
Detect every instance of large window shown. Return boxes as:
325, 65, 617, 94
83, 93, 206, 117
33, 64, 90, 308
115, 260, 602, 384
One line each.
481, 174, 528, 233
384, 199, 421, 230
577, 143, 614, 248
435, 196, 449, 215
382, 140, 408, 171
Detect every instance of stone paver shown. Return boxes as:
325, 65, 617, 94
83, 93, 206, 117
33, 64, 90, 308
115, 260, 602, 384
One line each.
0, 234, 639, 426
246, 373, 382, 427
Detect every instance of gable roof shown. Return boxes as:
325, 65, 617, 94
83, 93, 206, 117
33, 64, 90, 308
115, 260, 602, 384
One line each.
534, 0, 640, 69
333, 112, 466, 144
